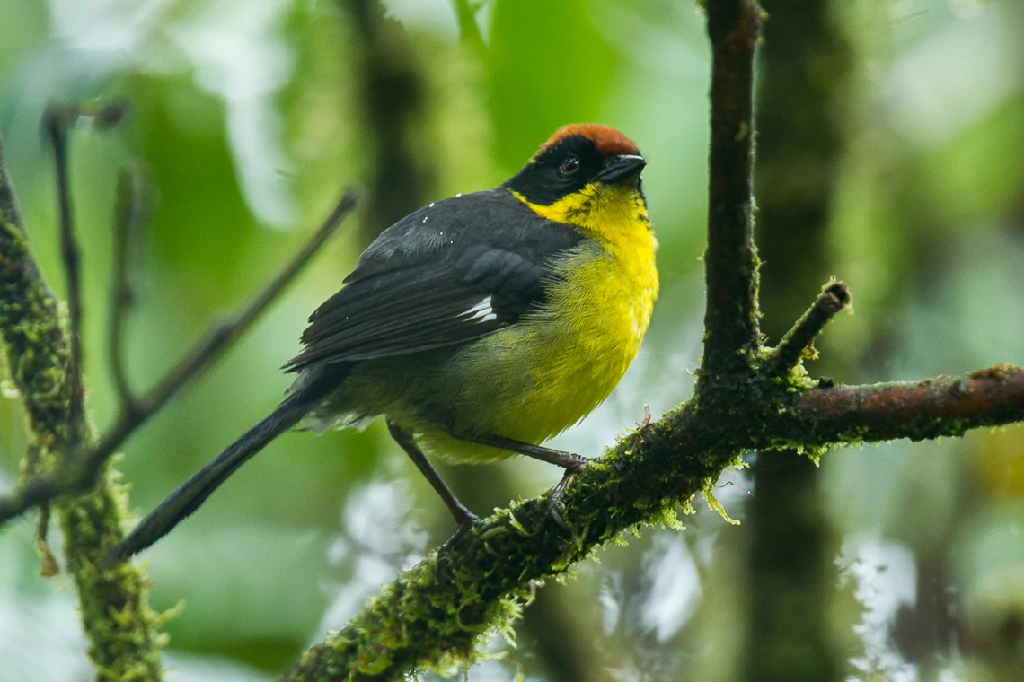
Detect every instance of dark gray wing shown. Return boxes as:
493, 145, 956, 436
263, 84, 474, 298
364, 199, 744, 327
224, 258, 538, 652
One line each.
283, 189, 583, 372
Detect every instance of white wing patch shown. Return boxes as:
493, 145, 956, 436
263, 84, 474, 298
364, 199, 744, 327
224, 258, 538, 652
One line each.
465, 296, 497, 323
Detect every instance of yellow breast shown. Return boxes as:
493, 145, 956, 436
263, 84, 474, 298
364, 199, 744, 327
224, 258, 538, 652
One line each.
419, 185, 658, 463
522, 184, 659, 428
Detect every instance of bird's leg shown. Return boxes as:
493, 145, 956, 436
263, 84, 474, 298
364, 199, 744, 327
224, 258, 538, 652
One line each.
458, 433, 589, 512
386, 420, 480, 527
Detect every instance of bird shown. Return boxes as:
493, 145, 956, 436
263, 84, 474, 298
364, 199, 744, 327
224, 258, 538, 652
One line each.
110, 123, 658, 562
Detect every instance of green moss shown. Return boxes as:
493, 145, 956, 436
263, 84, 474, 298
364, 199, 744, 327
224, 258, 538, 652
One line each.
285, 545, 533, 681
287, 354, 1024, 679
702, 480, 740, 525
0, 220, 69, 476
1, 217, 165, 680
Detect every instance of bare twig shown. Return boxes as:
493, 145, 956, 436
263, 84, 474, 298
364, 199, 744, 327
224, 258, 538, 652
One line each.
43, 108, 87, 447
35, 508, 59, 577
701, 0, 763, 380
768, 281, 851, 375
0, 131, 24, 232
108, 168, 147, 415
41, 101, 130, 444
27, 442, 58, 576
0, 188, 358, 524
97, 186, 358, 444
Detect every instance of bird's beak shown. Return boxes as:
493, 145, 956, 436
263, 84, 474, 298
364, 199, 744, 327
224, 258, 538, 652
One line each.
596, 154, 646, 186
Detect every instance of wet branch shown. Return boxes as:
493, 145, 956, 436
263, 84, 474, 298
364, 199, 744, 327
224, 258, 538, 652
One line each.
701, 0, 763, 380
791, 365, 1024, 443
282, 362, 1024, 681
108, 168, 147, 415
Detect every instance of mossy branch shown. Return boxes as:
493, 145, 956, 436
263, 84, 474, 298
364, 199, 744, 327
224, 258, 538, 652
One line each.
701, 0, 763, 380
282, 1, 1023, 678
0, 154, 164, 679
790, 365, 1024, 442
283, 363, 1024, 681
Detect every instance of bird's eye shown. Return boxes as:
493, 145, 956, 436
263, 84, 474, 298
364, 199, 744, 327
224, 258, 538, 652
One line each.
559, 154, 580, 177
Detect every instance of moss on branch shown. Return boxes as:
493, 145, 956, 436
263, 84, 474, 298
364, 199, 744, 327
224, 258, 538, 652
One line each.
284, 359, 1024, 680
701, 0, 763, 379
0, 214, 165, 680
788, 365, 1024, 444
0, 219, 69, 461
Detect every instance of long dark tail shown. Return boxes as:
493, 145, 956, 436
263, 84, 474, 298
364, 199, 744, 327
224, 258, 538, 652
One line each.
109, 372, 338, 563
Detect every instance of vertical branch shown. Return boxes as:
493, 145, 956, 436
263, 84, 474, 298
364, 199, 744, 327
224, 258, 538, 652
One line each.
108, 169, 147, 416
43, 110, 86, 445
45, 107, 165, 681
701, 0, 763, 380
0, 214, 166, 681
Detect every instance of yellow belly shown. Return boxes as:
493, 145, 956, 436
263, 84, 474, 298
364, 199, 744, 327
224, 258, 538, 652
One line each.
326, 184, 658, 463
421, 226, 658, 462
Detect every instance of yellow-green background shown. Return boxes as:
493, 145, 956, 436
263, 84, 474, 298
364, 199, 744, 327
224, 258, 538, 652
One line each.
0, 0, 1022, 680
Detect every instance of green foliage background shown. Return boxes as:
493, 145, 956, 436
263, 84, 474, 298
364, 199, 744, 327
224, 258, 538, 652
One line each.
0, 0, 1022, 680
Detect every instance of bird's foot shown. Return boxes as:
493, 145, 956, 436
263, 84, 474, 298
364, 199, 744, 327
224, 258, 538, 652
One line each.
546, 459, 588, 529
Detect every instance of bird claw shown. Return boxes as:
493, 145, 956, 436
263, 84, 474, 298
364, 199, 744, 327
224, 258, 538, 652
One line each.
453, 507, 483, 531
545, 462, 587, 530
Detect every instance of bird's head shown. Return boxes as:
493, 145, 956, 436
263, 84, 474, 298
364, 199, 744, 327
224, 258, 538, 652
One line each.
504, 124, 650, 239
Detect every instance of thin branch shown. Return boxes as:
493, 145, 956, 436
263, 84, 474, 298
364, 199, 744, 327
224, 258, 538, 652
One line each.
0, 188, 358, 524
43, 107, 87, 447
282, 365, 1024, 681
27, 442, 58, 577
99, 186, 358, 441
0, 477, 62, 523
0, 130, 24, 232
35, 506, 59, 577
108, 168, 147, 415
768, 281, 851, 375
40, 101, 130, 443
700, 0, 763, 380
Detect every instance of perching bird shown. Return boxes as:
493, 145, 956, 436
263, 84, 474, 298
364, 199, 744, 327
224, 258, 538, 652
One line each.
111, 123, 658, 562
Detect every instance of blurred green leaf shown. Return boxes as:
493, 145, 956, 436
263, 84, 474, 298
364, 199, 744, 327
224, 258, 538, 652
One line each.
488, 0, 616, 167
